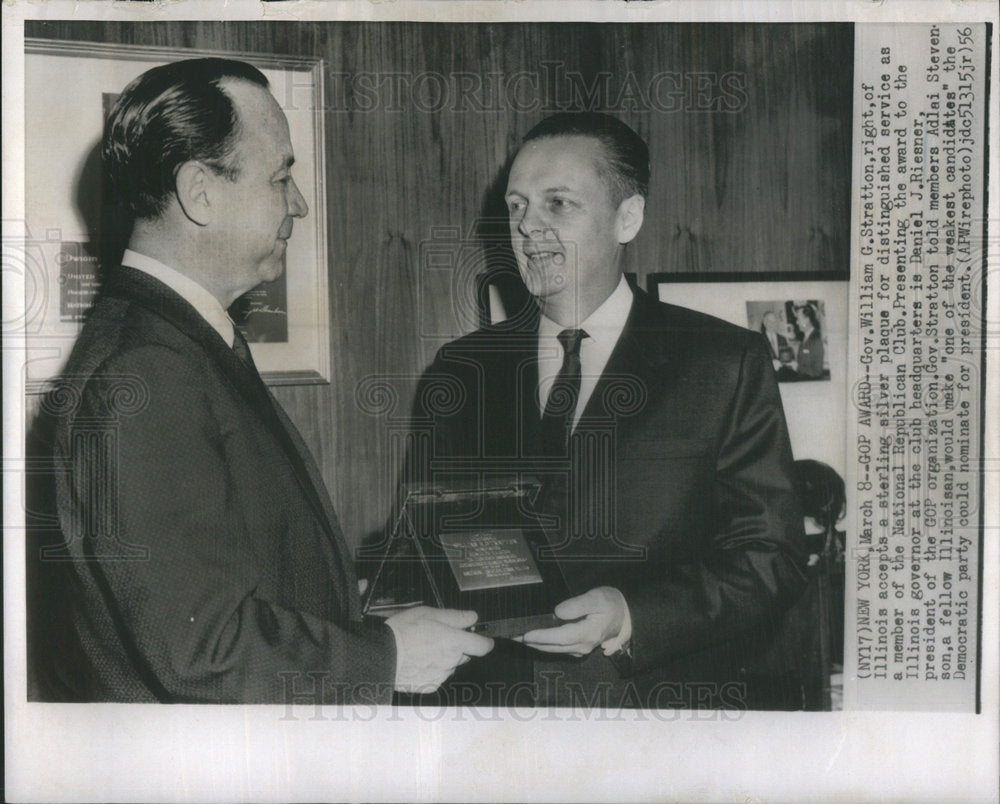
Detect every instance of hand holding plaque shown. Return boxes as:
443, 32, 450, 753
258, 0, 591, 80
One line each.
386, 606, 494, 693
517, 586, 629, 657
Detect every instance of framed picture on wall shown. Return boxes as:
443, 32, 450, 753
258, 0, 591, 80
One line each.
22, 39, 331, 388
649, 270, 849, 476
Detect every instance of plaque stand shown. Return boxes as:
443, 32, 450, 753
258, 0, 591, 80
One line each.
362, 476, 570, 639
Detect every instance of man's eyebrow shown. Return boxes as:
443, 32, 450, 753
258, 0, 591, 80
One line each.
505, 185, 577, 196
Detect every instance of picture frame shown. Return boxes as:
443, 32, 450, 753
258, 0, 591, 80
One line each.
22, 39, 331, 389
649, 270, 849, 478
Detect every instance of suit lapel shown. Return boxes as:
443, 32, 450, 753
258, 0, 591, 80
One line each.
104, 266, 270, 414
104, 266, 355, 616
498, 315, 543, 457
511, 291, 676, 450
517, 329, 542, 457
578, 288, 674, 426
270, 400, 357, 617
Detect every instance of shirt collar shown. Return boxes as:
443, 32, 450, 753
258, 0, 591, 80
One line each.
121, 249, 236, 347
538, 274, 633, 346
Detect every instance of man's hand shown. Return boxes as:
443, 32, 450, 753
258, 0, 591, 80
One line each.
385, 606, 494, 693
517, 587, 628, 657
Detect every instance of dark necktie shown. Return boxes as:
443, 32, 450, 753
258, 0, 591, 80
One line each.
539, 328, 586, 455
231, 328, 259, 374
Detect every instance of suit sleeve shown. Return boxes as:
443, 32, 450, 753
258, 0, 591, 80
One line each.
619, 335, 808, 675
61, 346, 396, 703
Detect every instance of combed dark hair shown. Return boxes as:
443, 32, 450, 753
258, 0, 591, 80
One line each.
102, 58, 269, 220
794, 459, 845, 530
522, 112, 650, 203
798, 303, 821, 331
791, 303, 821, 342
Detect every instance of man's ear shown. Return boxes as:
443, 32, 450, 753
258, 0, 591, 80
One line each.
615, 194, 645, 244
173, 161, 213, 226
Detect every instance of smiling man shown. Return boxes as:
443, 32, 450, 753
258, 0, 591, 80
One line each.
29, 58, 492, 703
416, 112, 809, 709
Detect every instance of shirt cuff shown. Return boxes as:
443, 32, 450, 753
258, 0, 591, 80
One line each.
600, 590, 632, 656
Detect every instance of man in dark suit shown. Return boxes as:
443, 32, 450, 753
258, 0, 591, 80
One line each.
416, 113, 808, 709
761, 311, 790, 363
28, 58, 491, 703
762, 310, 799, 382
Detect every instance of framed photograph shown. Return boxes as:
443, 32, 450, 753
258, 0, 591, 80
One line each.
649, 271, 849, 478
22, 39, 331, 388
746, 298, 831, 382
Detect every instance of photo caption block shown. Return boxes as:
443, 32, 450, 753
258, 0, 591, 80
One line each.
846, 23, 987, 711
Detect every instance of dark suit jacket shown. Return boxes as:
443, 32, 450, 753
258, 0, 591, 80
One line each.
28, 265, 395, 703
796, 329, 825, 378
413, 287, 808, 709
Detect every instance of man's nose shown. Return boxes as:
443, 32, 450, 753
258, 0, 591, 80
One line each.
516, 202, 546, 238
288, 177, 309, 218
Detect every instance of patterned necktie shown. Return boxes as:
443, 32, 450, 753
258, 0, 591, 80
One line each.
231, 328, 259, 374
539, 328, 586, 455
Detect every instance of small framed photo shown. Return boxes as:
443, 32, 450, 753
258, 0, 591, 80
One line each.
746, 298, 830, 383
648, 270, 849, 476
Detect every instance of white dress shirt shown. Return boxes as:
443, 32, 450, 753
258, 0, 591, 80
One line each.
121, 249, 236, 348
765, 330, 780, 357
537, 274, 634, 427
536, 273, 634, 653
